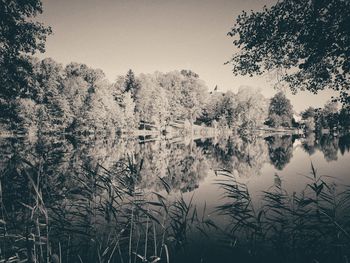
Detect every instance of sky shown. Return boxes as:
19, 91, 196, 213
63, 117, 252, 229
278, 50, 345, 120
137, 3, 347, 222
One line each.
38, 0, 336, 112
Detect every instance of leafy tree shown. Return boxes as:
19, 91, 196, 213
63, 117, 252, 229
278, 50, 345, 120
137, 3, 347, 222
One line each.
65, 62, 105, 91
227, 0, 350, 106
156, 71, 183, 121
34, 58, 72, 131
157, 70, 208, 123
199, 92, 222, 125
63, 63, 110, 132
120, 92, 137, 130
268, 92, 293, 127
180, 69, 199, 78
179, 70, 208, 122
219, 92, 236, 127
324, 101, 338, 115
304, 117, 316, 133
204, 91, 236, 128
33, 58, 63, 102
62, 72, 90, 131
136, 74, 169, 127
14, 98, 39, 134
0, 0, 52, 101
301, 107, 316, 120
0, 0, 51, 130
235, 86, 268, 131
323, 101, 339, 130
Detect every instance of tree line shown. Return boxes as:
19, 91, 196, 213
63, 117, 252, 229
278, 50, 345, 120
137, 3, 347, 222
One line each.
0, 55, 282, 136
301, 101, 350, 134
7, 62, 210, 135
1, 0, 349, 138
2, 55, 350, 138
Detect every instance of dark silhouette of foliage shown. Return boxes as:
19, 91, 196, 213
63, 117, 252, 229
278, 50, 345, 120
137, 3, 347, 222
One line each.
227, 0, 350, 106
0, 0, 52, 100
180, 69, 199, 78
301, 107, 316, 120
123, 69, 140, 97
339, 107, 350, 131
0, 0, 52, 131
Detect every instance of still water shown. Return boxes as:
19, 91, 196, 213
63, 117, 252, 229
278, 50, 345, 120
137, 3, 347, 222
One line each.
1, 133, 350, 262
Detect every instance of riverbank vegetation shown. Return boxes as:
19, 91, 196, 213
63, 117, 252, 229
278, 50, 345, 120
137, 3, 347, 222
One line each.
1, 0, 350, 141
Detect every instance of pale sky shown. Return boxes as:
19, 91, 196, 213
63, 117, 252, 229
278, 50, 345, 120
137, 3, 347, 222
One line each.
38, 0, 335, 112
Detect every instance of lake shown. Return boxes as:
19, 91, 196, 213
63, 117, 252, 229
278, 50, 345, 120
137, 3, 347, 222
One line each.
1, 133, 350, 262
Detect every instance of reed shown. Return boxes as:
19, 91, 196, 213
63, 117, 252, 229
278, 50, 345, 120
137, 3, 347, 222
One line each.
215, 163, 350, 262
2, 148, 350, 263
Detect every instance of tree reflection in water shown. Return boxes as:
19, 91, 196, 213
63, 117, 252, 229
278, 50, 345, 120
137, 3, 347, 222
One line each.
302, 132, 317, 155
197, 134, 269, 177
301, 133, 350, 162
265, 135, 294, 170
319, 135, 339, 162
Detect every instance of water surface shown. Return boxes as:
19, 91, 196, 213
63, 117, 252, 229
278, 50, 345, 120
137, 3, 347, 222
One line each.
1, 133, 350, 262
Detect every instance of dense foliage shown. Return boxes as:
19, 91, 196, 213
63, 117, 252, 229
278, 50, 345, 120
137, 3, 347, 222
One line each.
201, 87, 268, 132
267, 91, 293, 127
10, 59, 275, 137
227, 0, 350, 106
0, 0, 52, 128
12, 62, 211, 135
301, 101, 350, 133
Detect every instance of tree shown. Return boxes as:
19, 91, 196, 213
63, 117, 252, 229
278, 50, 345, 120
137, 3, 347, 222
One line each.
235, 86, 268, 131
268, 92, 293, 127
301, 107, 316, 120
199, 92, 223, 125
323, 101, 339, 130
0, 0, 52, 101
205, 91, 236, 128
120, 92, 137, 130
65, 62, 105, 91
157, 70, 208, 123
15, 98, 39, 134
304, 117, 316, 133
179, 70, 208, 123
33, 58, 74, 131
339, 107, 350, 131
135, 74, 169, 127
62, 72, 89, 130
0, 0, 51, 129
123, 69, 140, 98
227, 0, 350, 106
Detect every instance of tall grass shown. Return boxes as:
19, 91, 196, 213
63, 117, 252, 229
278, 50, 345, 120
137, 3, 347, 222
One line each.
0, 152, 207, 263
2, 146, 350, 263
215, 163, 350, 262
